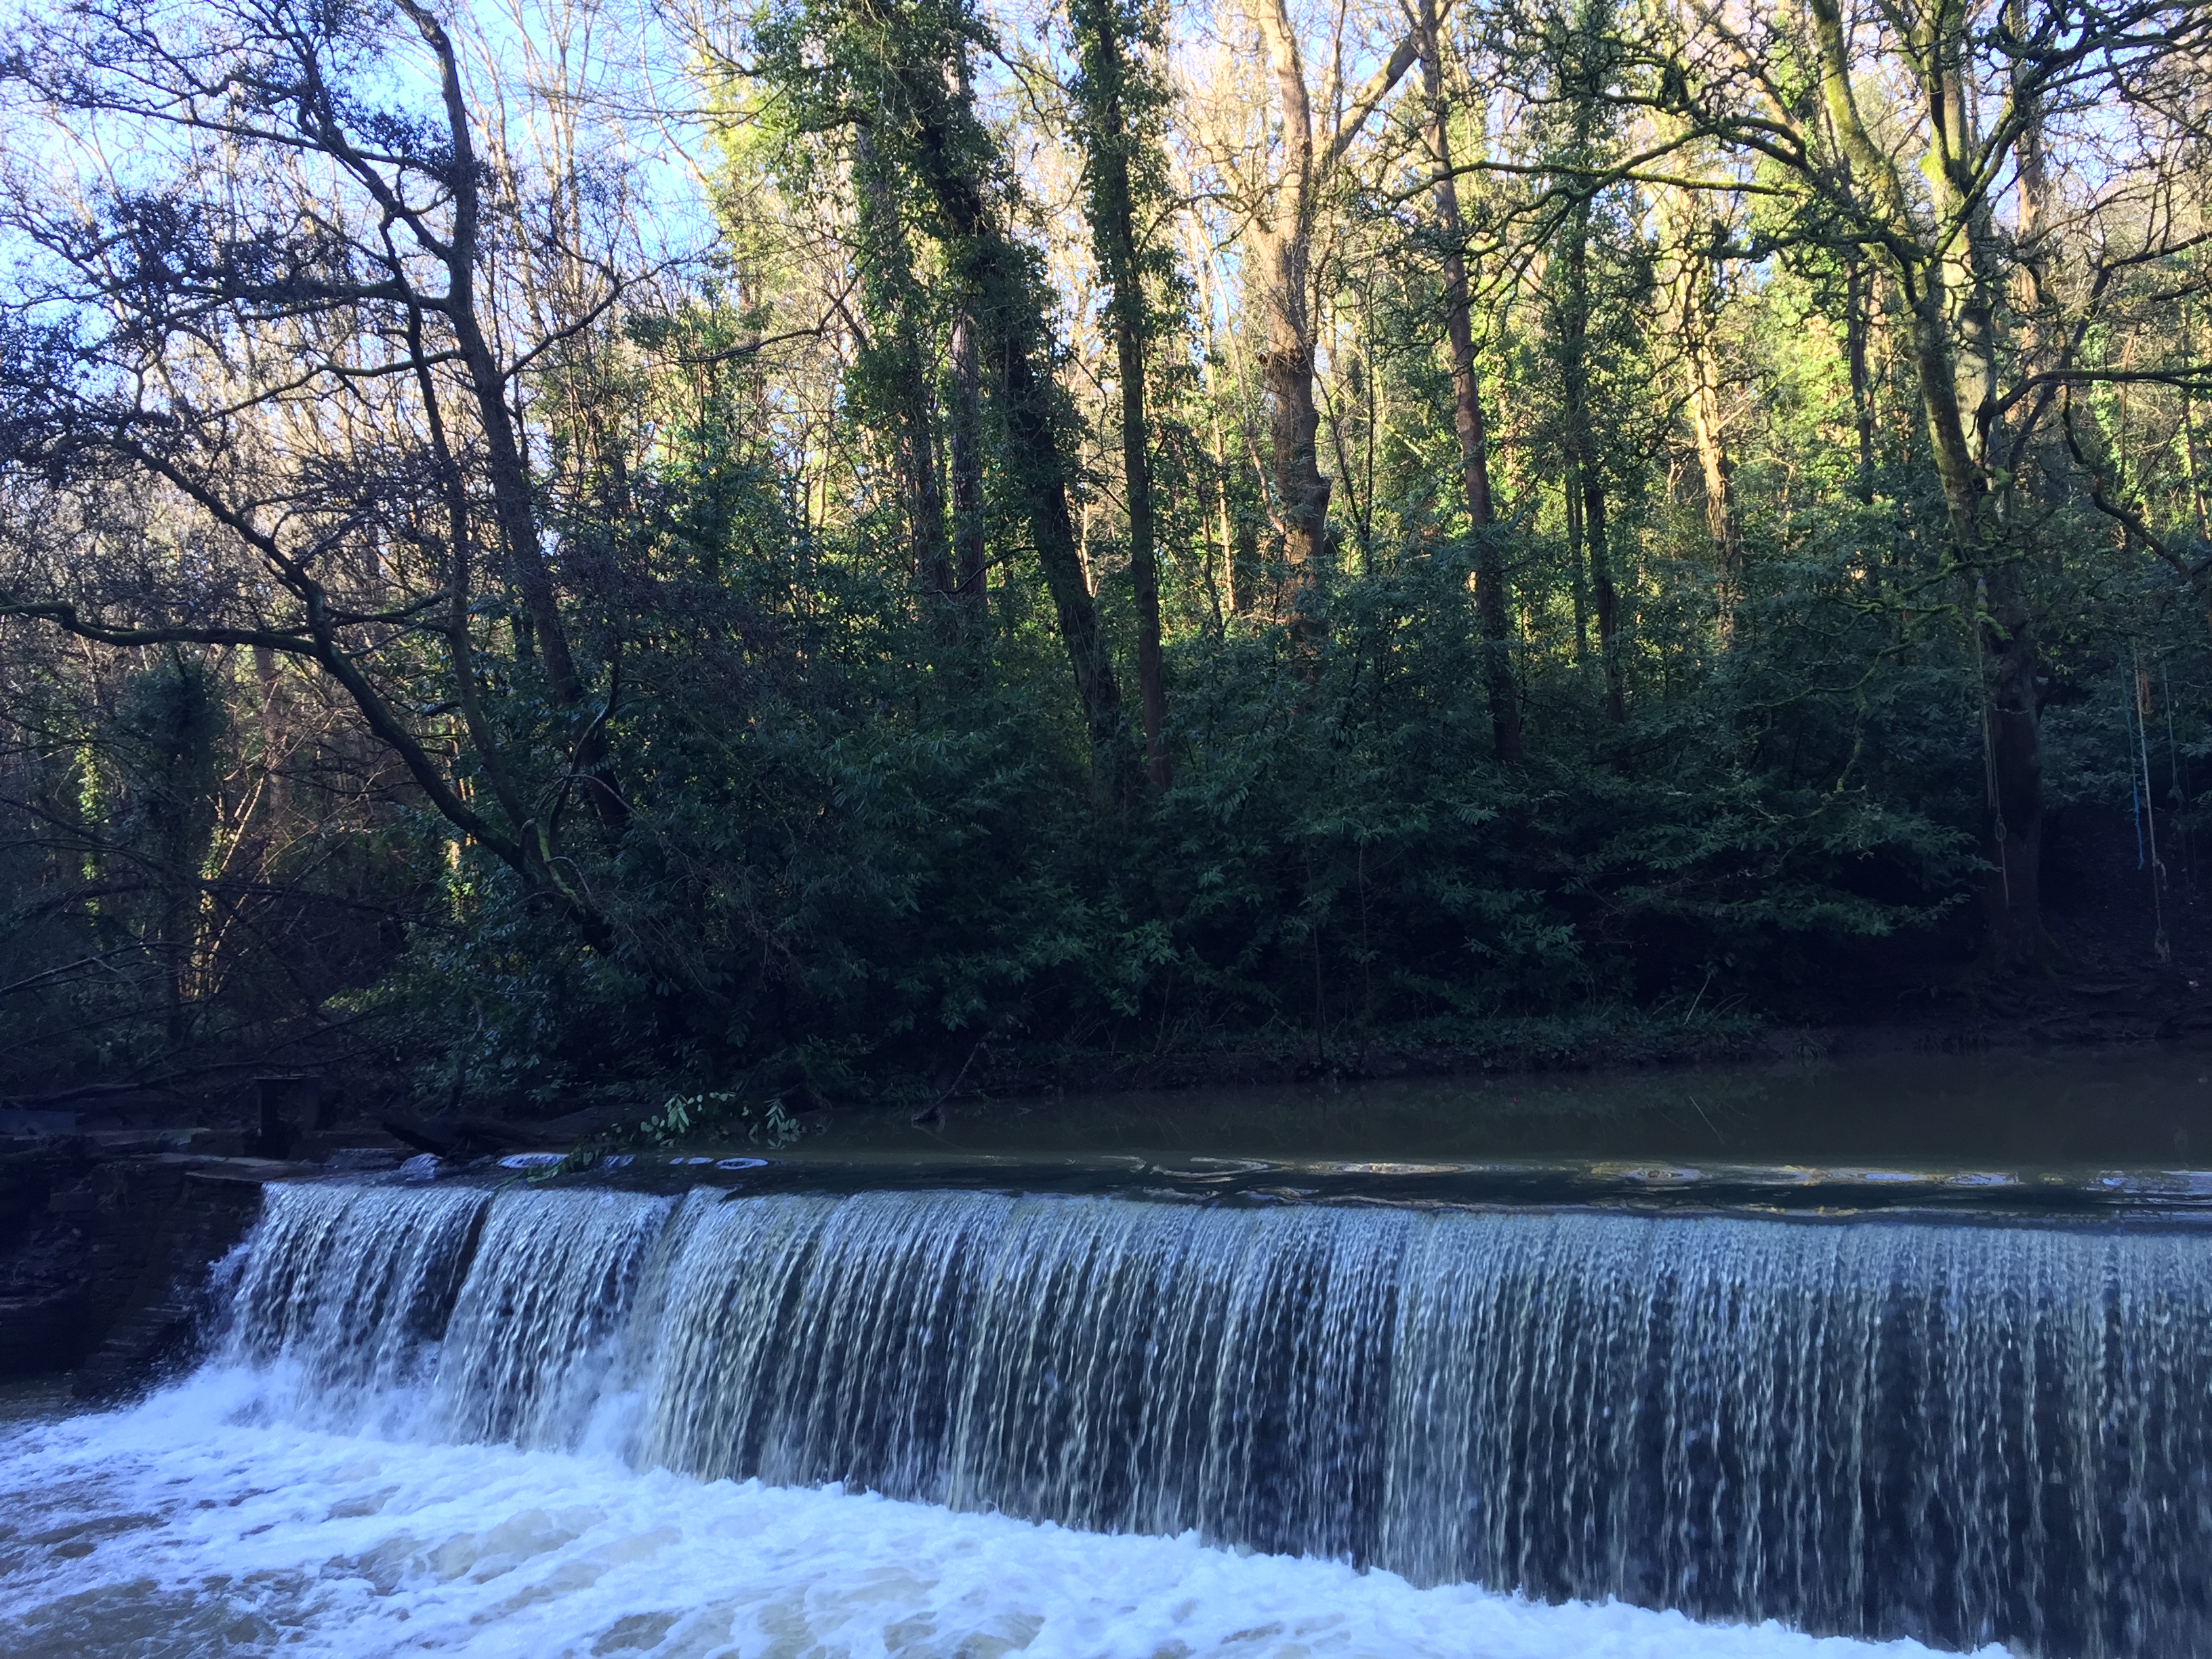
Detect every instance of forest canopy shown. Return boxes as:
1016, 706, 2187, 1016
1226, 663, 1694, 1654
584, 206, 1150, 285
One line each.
0, 0, 2206, 1112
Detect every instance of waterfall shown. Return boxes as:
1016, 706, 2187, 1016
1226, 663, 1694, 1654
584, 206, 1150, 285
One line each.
213, 1181, 2212, 1656
221, 1181, 490, 1433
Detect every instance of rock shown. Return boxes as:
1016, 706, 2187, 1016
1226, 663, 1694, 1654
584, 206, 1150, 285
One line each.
178, 1155, 323, 1185
0, 1289, 85, 1379
380, 1113, 559, 1160
323, 1148, 404, 1173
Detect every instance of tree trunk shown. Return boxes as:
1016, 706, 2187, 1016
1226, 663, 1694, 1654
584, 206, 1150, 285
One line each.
1585, 465, 1625, 722
1187, 230, 1241, 617
1682, 312, 1742, 645
1912, 287, 2045, 967
895, 41, 1138, 808
1247, 0, 1430, 638
400, 0, 630, 844
1658, 180, 1743, 646
1119, 318, 1169, 790
999, 338, 1138, 804
1418, 0, 1521, 762
1809, 0, 2046, 967
1557, 194, 1615, 714
1194, 228, 1247, 619
1257, 273, 1333, 629
1252, 0, 1328, 629
1981, 565, 2046, 969
1945, 236, 2044, 968
401, 0, 585, 713
2008, 0, 2050, 342
1566, 458, 1589, 664
1208, 409, 1237, 620
911, 382, 951, 602
1845, 260, 1876, 504
857, 136, 951, 605
948, 310, 989, 623
1073, 0, 1169, 789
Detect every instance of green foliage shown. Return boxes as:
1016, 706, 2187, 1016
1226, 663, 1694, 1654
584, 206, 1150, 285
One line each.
617, 1090, 802, 1150
106, 655, 226, 865
369, 422, 1983, 1109
6, 0, 2203, 1116
542, 1088, 803, 1178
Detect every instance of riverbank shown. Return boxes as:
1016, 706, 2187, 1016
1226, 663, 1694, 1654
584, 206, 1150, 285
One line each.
9, 794, 2212, 1393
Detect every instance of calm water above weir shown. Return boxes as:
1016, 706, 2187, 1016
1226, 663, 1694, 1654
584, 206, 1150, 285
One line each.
816, 1046, 2212, 1165
9, 1046, 2212, 1659
645, 1046, 2212, 1216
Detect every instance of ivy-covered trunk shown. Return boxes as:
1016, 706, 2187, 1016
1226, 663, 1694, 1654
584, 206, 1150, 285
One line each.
888, 22, 1139, 808
948, 308, 988, 623
1809, 0, 2050, 970
1418, 0, 1521, 762
1071, 0, 1170, 790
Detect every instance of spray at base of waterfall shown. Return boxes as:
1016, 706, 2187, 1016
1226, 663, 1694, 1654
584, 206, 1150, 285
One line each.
0, 1368, 1984, 1659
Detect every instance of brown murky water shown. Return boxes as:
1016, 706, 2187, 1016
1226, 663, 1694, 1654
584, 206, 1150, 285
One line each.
808, 1046, 2212, 1166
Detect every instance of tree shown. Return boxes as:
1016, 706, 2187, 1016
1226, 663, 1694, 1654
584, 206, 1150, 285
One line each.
1526, 0, 1638, 722
4, 0, 2204, 1110
747, 0, 1143, 808
0, 0, 632, 949
1654, 171, 1744, 647
1415, 0, 1523, 760
1244, 0, 1435, 626
1623, 0, 2212, 965
1070, 0, 1175, 787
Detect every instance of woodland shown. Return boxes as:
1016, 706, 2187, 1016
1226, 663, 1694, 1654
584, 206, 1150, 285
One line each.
0, 0, 2207, 1115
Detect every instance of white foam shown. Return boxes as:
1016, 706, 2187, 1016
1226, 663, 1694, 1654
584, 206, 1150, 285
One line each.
0, 1370, 1991, 1659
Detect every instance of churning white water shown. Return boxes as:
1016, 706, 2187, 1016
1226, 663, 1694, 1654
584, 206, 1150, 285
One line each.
5, 1176, 2207, 1656
0, 1373, 1984, 1659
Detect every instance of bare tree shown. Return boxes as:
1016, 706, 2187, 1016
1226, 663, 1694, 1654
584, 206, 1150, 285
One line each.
0, 0, 652, 948
1244, 0, 1435, 627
